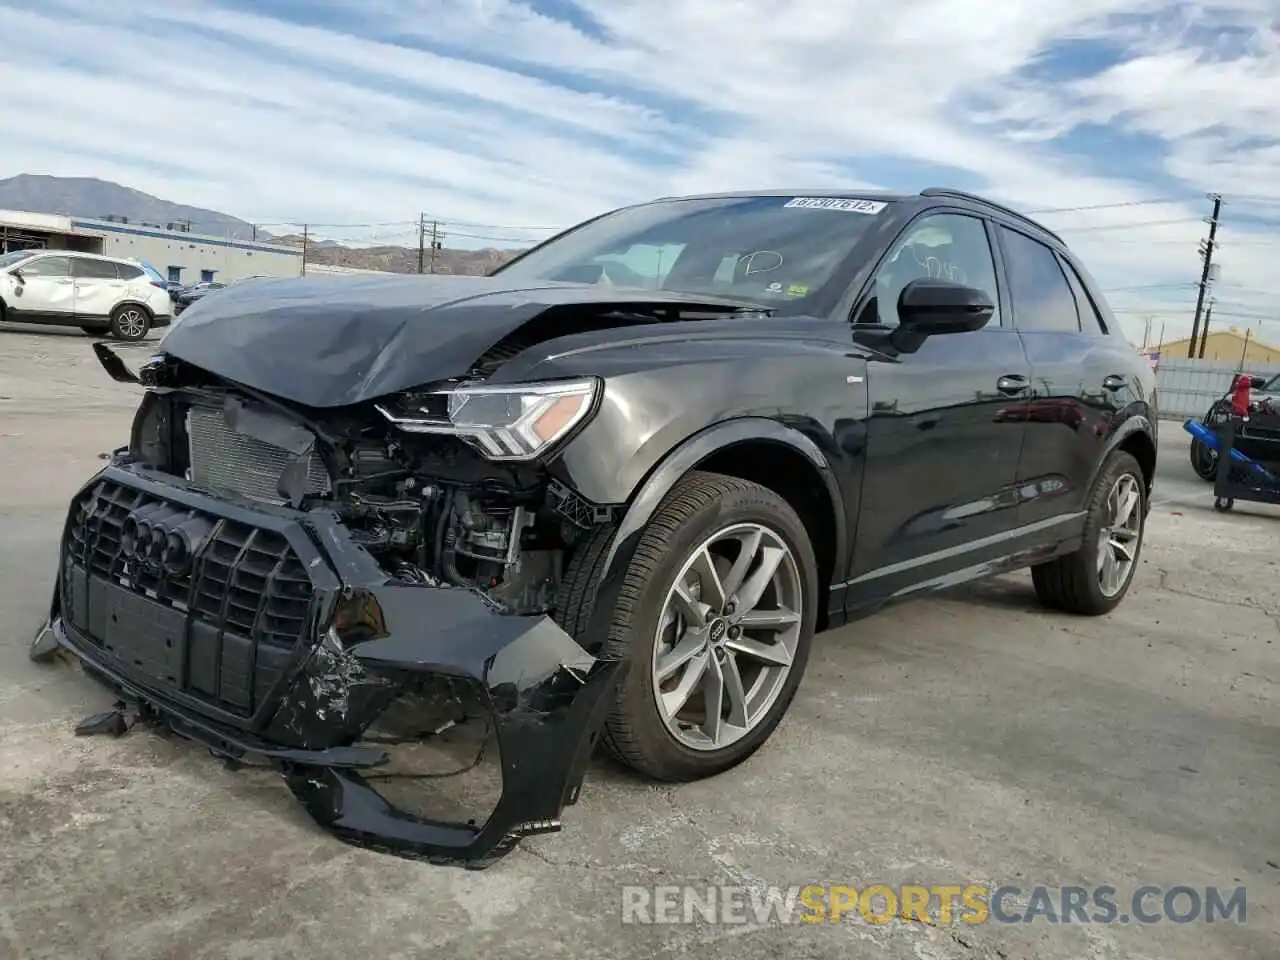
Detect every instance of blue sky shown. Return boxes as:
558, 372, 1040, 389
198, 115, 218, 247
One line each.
2, 0, 1278, 345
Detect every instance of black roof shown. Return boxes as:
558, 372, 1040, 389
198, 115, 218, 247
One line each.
650, 186, 1065, 246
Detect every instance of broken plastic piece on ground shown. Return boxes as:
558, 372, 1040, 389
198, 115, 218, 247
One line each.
74, 704, 132, 737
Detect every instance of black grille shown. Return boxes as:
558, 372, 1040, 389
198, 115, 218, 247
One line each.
62, 479, 316, 717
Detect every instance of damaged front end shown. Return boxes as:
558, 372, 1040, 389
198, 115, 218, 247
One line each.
33, 341, 631, 868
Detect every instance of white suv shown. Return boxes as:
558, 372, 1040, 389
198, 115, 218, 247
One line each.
0, 250, 174, 341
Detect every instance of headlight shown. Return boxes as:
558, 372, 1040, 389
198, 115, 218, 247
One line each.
375, 378, 599, 461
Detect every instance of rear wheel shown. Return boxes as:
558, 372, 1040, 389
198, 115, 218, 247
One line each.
109, 305, 151, 341
1031, 450, 1146, 616
555, 471, 818, 781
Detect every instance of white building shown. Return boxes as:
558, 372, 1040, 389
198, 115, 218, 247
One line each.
0, 209, 303, 284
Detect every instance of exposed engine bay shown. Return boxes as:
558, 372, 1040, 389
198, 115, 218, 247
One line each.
124, 352, 612, 618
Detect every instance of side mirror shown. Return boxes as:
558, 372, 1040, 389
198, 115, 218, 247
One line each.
1249, 376, 1268, 390
10, 267, 23, 282
889, 279, 994, 353
898, 278, 994, 333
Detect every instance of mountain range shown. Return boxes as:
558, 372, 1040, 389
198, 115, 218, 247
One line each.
0, 174, 522, 275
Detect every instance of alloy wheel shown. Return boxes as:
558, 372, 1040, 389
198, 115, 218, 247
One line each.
116, 309, 147, 339
1097, 473, 1142, 598
651, 522, 803, 751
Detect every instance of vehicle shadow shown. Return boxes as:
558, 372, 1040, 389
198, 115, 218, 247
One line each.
939, 574, 1041, 611
0, 323, 162, 343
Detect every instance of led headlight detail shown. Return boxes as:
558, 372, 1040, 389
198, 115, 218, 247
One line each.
375, 379, 599, 461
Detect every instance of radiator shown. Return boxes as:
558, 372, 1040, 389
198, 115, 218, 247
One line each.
186, 405, 330, 505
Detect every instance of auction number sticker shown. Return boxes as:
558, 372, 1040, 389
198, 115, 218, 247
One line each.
784, 197, 887, 214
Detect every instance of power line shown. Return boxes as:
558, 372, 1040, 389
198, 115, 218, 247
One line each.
1100, 282, 1195, 294
1056, 217, 1205, 234
1024, 197, 1190, 215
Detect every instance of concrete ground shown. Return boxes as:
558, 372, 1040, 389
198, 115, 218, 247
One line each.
0, 323, 1276, 960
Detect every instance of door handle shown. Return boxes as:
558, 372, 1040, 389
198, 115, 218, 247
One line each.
1102, 374, 1127, 391
996, 374, 1030, 395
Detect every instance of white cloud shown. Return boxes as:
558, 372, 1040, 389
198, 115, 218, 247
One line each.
1, 0, 1278, 345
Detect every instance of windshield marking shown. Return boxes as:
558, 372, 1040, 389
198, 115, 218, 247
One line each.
740, 250, 784, 275
783, 197, 887, 214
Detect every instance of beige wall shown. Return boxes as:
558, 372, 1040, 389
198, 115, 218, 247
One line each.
1161, 331, 1280, 365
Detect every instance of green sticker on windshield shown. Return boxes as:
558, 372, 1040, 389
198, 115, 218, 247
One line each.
785, 284, 809, 297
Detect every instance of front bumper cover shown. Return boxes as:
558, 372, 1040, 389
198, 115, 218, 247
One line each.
33, 459, 625, 868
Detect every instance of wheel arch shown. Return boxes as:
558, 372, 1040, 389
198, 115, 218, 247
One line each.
588, 418, 847, 643
1090, 412, 1156, 506
112, 299, 155, 319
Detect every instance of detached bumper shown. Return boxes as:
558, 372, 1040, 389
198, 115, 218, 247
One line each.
34, 461, 624, 868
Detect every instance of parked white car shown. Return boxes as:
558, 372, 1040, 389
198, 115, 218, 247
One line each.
0, 250, 173, 341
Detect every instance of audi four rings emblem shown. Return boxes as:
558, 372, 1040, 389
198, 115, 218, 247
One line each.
117, 505, 215, 577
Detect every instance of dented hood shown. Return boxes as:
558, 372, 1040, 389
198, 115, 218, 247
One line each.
158, 274, 755, 408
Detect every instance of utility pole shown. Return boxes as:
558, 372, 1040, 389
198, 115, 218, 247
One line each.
428, 220, 444, 273
417, 213, 426, 274
301, 224, 309, 276
1196, 298, 1215, 358
1187, 192, 1222, 358
1141, 315, 1153, 349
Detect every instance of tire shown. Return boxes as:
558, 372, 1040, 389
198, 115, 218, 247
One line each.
1189, 439, 1218, 481
556, 471, 818, 782
1191, 402, 1229, 482
1031, 450, 1146, 616
108, 304, 151, 341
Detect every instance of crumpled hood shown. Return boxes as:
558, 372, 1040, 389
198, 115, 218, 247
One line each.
157, 274, 755, 408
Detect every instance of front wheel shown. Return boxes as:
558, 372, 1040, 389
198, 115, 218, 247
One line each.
563, 472, 818, 782
1031, 450, 1146, 616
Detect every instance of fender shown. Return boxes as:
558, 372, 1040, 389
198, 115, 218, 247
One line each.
581, 417, 847, 653
1087, 409, 1156, 506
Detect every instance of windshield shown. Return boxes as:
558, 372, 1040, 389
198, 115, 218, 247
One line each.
493, 195, 892, 310
0, 250, 37, 270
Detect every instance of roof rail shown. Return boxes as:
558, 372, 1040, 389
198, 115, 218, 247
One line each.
919, 187, 1066, 245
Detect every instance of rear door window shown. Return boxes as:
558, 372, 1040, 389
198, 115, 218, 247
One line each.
72, 259, 121, 279
998, 227, 1081, 333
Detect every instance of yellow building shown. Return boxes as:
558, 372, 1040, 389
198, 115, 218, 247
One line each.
1160, 326, 1280, 364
